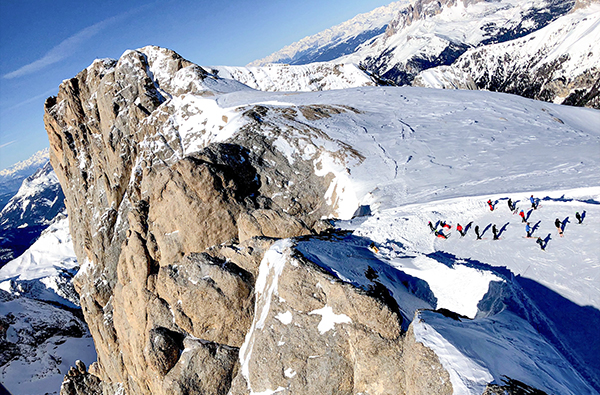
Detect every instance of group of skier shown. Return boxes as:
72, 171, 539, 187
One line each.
428, 194, 587, 251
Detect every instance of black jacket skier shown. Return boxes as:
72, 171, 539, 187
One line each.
475, 225, 481, 240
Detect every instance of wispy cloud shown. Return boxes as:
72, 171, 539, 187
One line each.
3, 5, 149, 79
0, 140, 17, 149
0, 88, 57, 113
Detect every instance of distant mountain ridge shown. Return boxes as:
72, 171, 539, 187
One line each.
0, 161, 65, 267
250, 0, 599, 108
0, 148, 49, 210
248, 1, 411, 67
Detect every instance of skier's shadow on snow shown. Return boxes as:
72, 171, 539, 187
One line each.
463, 221, 473, 236
497, 222, 509, 238
481, 224, 492, 237
543, 233, 552, 246
531, 220, 541, 236
561, 217, 570, 232
525, 209, 534, 221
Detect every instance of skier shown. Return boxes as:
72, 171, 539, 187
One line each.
369, 242, 379, 253
519, 209, 526, 223
530, 195, 538, 210
435, 230, 448, 239
428, 221, 436, 232
525, 222, 532, 238
456, 223, 465, 237
507, 198, 513, 211
440, 221, 451, 229
575, 211, 586, 224
555, 218, 564, 237
536, 237, 546, 251
475, 225, 481, 240
487, 199, 494, 211
492, 224, 499, 240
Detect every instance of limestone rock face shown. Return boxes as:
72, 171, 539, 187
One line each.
44, 46, 336, 395
45, 46, 455, 395
230, 241, 406, 395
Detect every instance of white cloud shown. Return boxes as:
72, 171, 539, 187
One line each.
0, 140, 17, 149
3, 5, 149, 79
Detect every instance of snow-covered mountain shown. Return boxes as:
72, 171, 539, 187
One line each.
249, 1, 410, 67
0, 162, 65, 266
0, 214, 78, 307
413, 3, 600, 107
41, 46, 600, 395
252, 0, 600, 107
340, 0, 577, 85
0, 148, 49, 210
212, 62, 375, 92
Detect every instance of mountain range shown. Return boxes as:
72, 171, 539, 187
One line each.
245, 0, 599, 107
1, 0, 599, 394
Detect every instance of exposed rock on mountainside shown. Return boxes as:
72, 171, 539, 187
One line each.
212, 63, 375, 92
352, 0, 576, 85
413, 3, 600, 108
44, 46, 338, 395
44, 45, 460, 395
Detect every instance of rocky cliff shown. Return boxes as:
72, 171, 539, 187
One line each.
44, 46, 447, 395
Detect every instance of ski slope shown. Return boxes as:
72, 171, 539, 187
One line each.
294, 186, 600, 394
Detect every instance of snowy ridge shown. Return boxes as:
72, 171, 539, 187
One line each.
294, 186, 600, 394
414, 3, 600, 105
248, 1, 411, 67
0, 148, 49, 178
0, 161, 65, 266
0, 148, 50, 211
212, 63, 375, 92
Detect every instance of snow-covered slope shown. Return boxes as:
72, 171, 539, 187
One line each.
212, 63, 375, 92
414, 3, 600, 108
249, 1, 411, 66
0, 148, 49, 210
0, 214, 78, 307
213, 86, 600, 218
0, 290, 95, 395
0, 162, 65, 266
290, 189, 599, 394
341, 0, 576, 85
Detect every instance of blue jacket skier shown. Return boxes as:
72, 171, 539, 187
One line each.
525, 222, 532, 238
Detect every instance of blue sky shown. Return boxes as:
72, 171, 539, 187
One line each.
0, 0, 394, 170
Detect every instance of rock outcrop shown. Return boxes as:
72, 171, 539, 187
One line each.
44, 46, 461, 395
